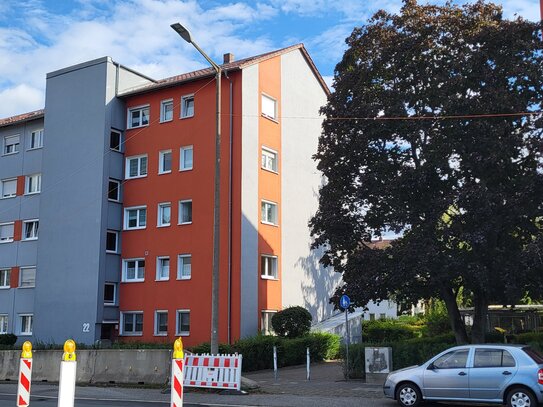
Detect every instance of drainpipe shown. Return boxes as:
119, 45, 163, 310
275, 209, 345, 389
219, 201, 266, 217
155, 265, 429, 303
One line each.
224, 71, 233, 344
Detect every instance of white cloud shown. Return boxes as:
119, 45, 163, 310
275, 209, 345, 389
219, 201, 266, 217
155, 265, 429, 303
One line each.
0, 84, 44, 119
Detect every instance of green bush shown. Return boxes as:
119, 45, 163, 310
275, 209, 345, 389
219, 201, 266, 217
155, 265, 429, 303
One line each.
363, 319, 417, 342
421, 311, 452, 337
0, 334, 17, 346
271, 306, 312, 338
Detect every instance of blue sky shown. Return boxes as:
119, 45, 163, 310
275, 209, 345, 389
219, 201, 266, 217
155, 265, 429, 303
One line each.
0, 0, 540, 118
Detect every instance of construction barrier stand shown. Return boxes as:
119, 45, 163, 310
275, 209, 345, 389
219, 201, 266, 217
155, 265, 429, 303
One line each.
17, 341, 33, 407
171, 338, 184, 407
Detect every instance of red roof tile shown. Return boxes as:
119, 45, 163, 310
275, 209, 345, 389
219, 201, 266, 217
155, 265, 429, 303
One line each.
0, 109, 44, 128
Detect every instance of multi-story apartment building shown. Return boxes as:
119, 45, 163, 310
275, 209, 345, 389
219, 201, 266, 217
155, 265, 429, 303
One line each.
0, 44, 340, 347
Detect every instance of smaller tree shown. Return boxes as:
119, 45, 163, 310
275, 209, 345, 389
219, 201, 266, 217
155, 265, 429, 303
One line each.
271, 306, 312, 338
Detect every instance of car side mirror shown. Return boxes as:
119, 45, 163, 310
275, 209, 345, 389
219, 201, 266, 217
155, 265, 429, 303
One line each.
427, 363, 436, 370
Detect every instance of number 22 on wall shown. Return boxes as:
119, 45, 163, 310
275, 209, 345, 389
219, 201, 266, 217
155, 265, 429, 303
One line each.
82, 323, 90, 332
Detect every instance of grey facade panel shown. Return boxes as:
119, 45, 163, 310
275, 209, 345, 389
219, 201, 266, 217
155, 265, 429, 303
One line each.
15, 241, 38, 265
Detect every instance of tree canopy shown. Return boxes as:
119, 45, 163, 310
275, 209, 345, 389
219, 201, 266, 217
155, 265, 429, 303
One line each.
310, 0, 543, 343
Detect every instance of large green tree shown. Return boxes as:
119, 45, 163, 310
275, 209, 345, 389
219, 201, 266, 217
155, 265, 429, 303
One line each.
310, 0, 543, 343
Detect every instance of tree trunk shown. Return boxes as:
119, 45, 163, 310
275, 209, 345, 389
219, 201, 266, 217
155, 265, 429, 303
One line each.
471, 293, 488, 343
441, 287, 469, 344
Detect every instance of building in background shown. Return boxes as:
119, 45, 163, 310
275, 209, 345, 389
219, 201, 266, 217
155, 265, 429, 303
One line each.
0, 44, 346, 346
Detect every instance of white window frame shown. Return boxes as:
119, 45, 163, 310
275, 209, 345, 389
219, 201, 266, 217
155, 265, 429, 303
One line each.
261, 255, 278, 280
25, 174, 41, 195
127, 105, 150, 129
106, 230, 118, 253
176, 309, 190, 336
154, 310, 168, 336
19, 314, 33, 336
19, 267, 36, 288
0, 222, 14, 243
180, 146, 193, 171
0, 315, 7, 334
160, 99, 174, 123
104, 283, 117, 305
22, 219, 39, 241
124, 206, 147, 230
261, 200, 278, 225
177, 254, 191, 280
261, 147, 278, 173
110, 129, 122, 152
125, 155, 148, 179
159, 150, 172, 174
3, 135, 20, 155
178, 200, 192, 225
1, 178, 17, 199
0, 269, 10, 289
181, 95, 195, 118
108, 179, 121, 202
121, 311, 143, 336
122, 258, 145, 282
28, 129, 43, 150
261, 310, 277, 335
157, 202, 171, 227
156, 256, 170, 281
261, 94, 277, 120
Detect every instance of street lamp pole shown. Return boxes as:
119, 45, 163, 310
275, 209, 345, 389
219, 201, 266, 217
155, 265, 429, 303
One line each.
171, 23, 221, 355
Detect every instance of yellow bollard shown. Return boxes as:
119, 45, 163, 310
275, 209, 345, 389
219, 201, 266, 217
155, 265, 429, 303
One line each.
17, 341, 33, 406
58, 339, 77, 407
171, 338, 185, 406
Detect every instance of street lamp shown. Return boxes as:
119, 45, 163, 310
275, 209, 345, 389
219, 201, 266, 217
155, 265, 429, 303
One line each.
171, 22, 221, 355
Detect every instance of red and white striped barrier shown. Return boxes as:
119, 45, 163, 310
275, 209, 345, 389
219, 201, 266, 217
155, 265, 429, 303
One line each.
17, 341, 33, 406
171, 338, 184, 407
184, 354, 242, 390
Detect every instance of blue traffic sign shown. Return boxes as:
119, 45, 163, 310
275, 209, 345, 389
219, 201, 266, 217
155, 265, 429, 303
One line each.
340, 294, 351, 309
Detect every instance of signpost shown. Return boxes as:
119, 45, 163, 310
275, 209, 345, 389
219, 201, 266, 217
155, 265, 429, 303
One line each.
340, 294, 351, 380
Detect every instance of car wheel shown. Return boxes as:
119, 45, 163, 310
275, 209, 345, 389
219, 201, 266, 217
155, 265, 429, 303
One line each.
396, 382, 421, 407
507, 387, 536, 407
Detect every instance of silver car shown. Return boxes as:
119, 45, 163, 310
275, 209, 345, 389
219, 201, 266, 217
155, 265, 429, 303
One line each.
383, 344, 543, 407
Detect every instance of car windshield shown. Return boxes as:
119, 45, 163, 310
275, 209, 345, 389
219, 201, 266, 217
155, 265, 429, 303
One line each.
523, 347, 543, 364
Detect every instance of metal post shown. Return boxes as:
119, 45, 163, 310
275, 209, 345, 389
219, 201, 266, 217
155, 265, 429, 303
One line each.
306, 347, 310, 381
273, 346, 278, 380
345, 310, 350, 381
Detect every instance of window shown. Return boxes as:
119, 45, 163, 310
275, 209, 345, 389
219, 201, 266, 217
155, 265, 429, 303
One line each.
0, 315, 7, 334
23, 220, 39, 241
155, 311, 168, 335
261, 147, 278, 172
261, 310, 277, 335
0, 269, 10, 288
158, 203, 171, 227
20, 267, 36, 288
106, 230, 118, 253
104, 283, 116, 305
177, 255, 191, 280
261, 200, 278, 225
432, 349, 469, 369
261, 255, 278, 279
262, 94, 277, 120
123, 259, 145, 282
108, 179, 121, 202
159, 150, 172, 174
110, 130, 122, 151
181, 95, 194, 118
0, 223, 14, 243
126, 155, 148, 179
156, 257, 170, 281
180, 146, 193, 171
121, 312, 143, 335
178, 200, 192, 224
3, 135, 19, 155
19, 314, 33, 335
25, 174, 41, 194
160, 100, 174, 122
128, 106, 149, 128
29, 129, 43, 150
124, 207, 146, 230
1, 178, 17, 198
176, 310, 190, 335
474, 349, 516, 368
